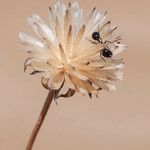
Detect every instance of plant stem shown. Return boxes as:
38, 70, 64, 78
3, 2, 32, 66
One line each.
25, 90, 54, 150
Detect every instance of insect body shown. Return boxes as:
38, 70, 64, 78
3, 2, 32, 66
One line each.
99, 41, 114, 61
91, 32, 113, 59
87, 22, 118, 61
92, 31, 102, 43
87, 29, 103, 44
101, 47, 113, 59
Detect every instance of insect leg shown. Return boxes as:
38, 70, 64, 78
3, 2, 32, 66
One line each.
110, 58, 115, 62
86, 38, 99, 45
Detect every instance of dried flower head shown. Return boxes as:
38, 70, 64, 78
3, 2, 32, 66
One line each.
19, 0, 126, 100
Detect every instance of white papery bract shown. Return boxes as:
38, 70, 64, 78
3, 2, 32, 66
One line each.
19, 0, 126, 99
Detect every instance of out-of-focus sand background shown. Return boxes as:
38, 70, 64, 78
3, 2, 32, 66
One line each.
0, 0, 150, 149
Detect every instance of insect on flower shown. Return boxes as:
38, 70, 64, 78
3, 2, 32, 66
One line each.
19, 0, 126, 100
87, 20, 121, 61
92, 31, 102, 43
101, 40, 118, 61
87, 21, 111, 44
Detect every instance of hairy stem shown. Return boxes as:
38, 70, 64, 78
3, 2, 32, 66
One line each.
25, 90, 54, 150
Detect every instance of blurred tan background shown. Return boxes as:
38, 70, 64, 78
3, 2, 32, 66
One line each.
0, 0, 150, 150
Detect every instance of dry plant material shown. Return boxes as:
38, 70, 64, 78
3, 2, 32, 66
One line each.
19, 0, 126, 149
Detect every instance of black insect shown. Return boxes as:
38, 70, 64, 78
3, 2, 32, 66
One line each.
87, 31, 102, 44
92, 31, 102, 43
87, 22, 118, 61
101, 47, 113, 58
100, 41, 113, 61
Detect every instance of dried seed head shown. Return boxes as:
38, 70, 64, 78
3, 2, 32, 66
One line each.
19, 0, 126, 99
